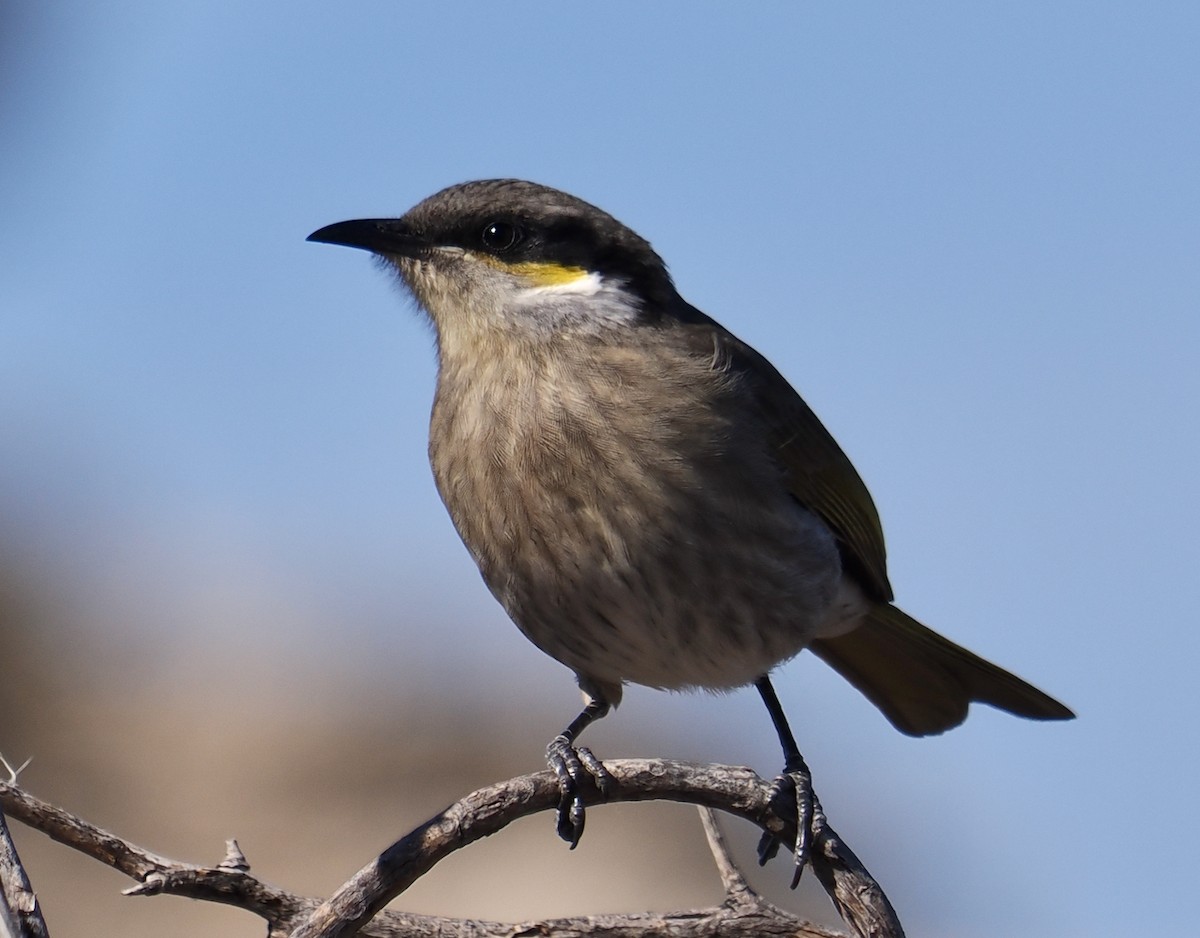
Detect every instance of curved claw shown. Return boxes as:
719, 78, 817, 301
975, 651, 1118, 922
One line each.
546, 735, 611, 848
756, 829, 782, 865
757, 766, 826, 888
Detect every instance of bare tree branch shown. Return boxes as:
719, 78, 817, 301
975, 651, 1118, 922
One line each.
0, 759, 904, 938
0, 754, 49, 938
697, 805, 755, 900
0, 804, 50, 938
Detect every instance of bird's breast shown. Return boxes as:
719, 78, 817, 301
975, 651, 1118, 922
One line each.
427, 338, 844, 696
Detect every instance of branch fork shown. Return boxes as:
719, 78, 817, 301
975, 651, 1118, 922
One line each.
0, 758, 904, 938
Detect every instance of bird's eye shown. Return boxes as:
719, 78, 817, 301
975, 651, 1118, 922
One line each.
480, 220, 522, 252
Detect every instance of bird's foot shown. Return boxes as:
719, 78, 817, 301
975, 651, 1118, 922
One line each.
546, 734, 613, 848
757, 760, 827, 888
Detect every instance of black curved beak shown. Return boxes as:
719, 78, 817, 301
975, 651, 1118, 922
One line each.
306, 218, 426, 256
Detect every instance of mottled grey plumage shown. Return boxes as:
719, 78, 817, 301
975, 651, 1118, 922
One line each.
308, 179, 1073, 878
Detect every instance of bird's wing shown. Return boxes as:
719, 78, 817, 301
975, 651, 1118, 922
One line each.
669, 307, 1075, 734
674, 307, 893, 601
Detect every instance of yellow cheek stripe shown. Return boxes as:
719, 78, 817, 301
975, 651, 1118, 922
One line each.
509, 261, 590, 285
475, 253, 590, 286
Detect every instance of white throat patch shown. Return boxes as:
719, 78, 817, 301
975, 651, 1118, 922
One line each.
521, 269, 605, 298
513, 271, 642, 331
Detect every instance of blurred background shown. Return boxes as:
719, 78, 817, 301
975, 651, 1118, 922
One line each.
2, 3, 1197, 936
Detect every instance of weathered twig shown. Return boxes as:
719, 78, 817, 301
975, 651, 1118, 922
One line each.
0, 756, 48, 938
810, 819, 907, 938
1, 808, 49, 938
697, 805, 755, 900
0, 759, 903, 938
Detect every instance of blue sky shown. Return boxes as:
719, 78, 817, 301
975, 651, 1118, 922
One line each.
3, 3, 1198, 935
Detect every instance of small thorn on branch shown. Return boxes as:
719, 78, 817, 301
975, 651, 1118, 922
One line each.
0, 755, 32, 786
220, 839, 250, 871
122, 872, 167, 897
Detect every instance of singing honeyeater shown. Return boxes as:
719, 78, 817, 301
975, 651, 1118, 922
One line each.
308, 179, 1073, 881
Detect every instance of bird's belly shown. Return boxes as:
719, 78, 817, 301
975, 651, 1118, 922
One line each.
439, 437, 845, 698
509, 505, 844, 696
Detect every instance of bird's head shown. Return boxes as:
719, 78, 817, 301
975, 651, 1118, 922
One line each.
308, 179, 681, 346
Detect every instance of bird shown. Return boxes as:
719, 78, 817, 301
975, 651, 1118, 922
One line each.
308, 179, 1074, 883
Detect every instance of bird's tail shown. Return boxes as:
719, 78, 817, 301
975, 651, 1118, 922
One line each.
807, 604, 1074, 737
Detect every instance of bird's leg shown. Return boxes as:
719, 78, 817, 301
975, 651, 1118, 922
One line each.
755, 674, 826, 888
546, 696, 613, 847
